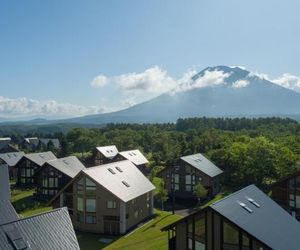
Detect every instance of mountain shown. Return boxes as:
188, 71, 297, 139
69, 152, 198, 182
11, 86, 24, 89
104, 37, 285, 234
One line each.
63, 66, 300, 124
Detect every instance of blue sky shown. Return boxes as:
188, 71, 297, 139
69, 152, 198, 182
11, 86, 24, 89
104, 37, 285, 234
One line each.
1, 0, 300, 119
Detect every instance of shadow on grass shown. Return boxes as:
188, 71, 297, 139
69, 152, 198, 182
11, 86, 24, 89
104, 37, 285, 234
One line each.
12, 191, 46, 213
142, 214, 170, 232
76, 231, 119, 250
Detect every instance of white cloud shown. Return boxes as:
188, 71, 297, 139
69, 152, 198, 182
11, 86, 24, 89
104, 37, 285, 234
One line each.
249, 71, 300, 93
271, 73, 300, 93
172, 69, 231, 93
0, 96, 105, 119
90, 75, 109, 88
232, 79, 249, 88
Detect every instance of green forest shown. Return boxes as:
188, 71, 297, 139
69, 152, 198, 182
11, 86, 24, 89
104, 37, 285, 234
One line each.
3, 117, 300, 190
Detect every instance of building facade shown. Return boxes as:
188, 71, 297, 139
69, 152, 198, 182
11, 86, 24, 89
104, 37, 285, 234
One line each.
35, 156, 86, 201
159, 153, 223, 200
50, 160, 155, 235
92, 145, 119, 166
271, 170, 300, 220
16, 151, 57, 187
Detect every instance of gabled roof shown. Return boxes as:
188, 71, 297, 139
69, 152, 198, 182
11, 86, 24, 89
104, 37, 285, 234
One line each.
118, 149, 149, 166
45, 156, 86, 178
24, 137, 39, 146
39, 138, 61, 149
0, 152, 25, 167
96, 145, 119, 159
24, 151, 57, 167
163, 185, 300, 250
181, 153, 223, 177
83, 160, 155, 202
0, 200, 18, 225
0, 164, 10, 200
0, 138, 11, 150
0, 207, 80, 250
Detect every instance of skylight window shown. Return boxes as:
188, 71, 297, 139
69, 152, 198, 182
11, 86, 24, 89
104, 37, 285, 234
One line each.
129, 153, 133, 156
116, 166, 123, 172
39, 154, 45, 159
63, 160, 69, 165
122, 181, 130, 187
239, 202, 253, 213
4, 225, 28, 250
247, 198, 260, 208
108, 168, 116, 174
132, 152, 136, 156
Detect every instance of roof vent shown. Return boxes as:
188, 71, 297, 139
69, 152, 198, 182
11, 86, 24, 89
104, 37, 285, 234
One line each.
4, 225, 28, 250
247, 198, 260, 208
122, 181, 130, 187
108, 168, 116, 175
239, 202, 253, 213
63, 160, 69, 165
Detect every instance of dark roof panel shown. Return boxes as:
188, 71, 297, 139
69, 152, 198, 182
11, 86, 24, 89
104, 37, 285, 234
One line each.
0, 208, 80, 250
0, 200, 18, 225
0, 164, 11, 200
210, 185, 300, 250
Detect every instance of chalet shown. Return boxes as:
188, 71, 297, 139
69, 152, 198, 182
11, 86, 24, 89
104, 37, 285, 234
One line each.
35, 156, 86, 201
39, 138, 61, 150
21, 137, 40, 151
16, 151, 57, 187
114, 149, 149, 174
93, 145, 119, 165
162, 185, 300, 250
49, 160, 155, 235
0, 208, 80, 250
0, 151, 25, 179
159, 153, 223, 200
0, 137, 18, 153
271, 170, 300, 220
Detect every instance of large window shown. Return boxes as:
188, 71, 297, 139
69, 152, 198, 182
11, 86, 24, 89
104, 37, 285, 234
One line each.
223, 221, 239, 250
76, 177, 97, 224
187, 214, 206, 250
172, 174, 180, 191
107, 200, 117, 209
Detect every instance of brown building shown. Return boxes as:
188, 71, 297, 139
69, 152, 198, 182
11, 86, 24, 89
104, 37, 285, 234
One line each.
49, 160, 155, 235
92, 145, 119, 165
114, 149, 149, 174
159, 153, 223, 200
162, 185, 300, 250
16, 151, 57, 187
0, 151, 25, 179
271, 170, 300, 220
35, 156, 86, 201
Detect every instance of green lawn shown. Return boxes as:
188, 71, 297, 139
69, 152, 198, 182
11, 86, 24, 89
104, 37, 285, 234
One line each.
11, 187, 52, 217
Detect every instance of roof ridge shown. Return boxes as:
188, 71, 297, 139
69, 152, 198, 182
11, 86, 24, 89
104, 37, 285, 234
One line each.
210, 184, 255, 206
86, 159, 131, 170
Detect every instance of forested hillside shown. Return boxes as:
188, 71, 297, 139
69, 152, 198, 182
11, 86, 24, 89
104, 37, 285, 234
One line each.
4, 117, 300, 190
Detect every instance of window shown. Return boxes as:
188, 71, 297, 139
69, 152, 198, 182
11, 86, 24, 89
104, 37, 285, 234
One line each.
86, 199, 96, 212
186, 175, 192, 184
77, 197, 84, 211
174, 174, 179, 183
86, 178, 96, 196
242, 233, 250, 247
86, 215, 96, 224
296, 176, 300, 191
107, 200, 117, 209
296, 195, 300, 209
289, 193, 295, 207
134, 210, 139, 218
42, 178, 48, 187
174, 184, 179, 191
77, 178, 84, 196
77, 213, 84, 223
223, 221, 239, 248
49, 177, 58, 188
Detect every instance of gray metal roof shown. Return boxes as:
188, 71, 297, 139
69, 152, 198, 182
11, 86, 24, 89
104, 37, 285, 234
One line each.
210, 185, 300, 250
0, 207, 80, 250
84, 160, 155, 202
118, 149, 149, 166
39, 138, 61, 149
25, 151, 57, 167
46, 156, 86, 178
24, 137, 39, 146
0, 200, 18, 225
0, 164, 10, 200
96, 145, 119, 159
181, 153, 223, 177
0, 138, 11, 150
0, 152, 25, 167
